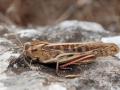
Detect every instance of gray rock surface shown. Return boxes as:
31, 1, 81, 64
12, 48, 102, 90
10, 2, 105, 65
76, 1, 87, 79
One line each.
4, 20, 112, 43
0, 20, 120, 90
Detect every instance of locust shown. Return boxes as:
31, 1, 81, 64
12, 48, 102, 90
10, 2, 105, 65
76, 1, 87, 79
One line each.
23, 40, 119, 73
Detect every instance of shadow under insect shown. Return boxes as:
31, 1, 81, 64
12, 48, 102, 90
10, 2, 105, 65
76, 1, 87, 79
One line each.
7, 54, 94, 77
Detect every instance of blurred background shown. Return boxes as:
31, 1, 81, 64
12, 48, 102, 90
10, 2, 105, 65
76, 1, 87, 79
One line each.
0, 0, 120, 33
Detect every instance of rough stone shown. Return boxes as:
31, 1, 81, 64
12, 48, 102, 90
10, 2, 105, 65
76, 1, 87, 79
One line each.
5, 20, 111, 43
0, 21, 120, 90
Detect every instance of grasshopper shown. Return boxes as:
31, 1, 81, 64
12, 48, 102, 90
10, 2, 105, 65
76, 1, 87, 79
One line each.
23, 40, 119, 73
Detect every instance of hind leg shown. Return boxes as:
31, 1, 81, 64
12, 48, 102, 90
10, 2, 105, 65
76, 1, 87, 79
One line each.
55, 53, 96, 73
59, 54, 95, 69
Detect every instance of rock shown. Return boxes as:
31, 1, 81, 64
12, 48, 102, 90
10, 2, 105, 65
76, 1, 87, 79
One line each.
48, 84, 67, 90
0, 38, 14, 47
1, 57, 120, 90
5, 20, 111, 43
0, 38, 19, 72
0, 38, 20, 90
16, 29, 41, 42
29, 20, 111, 42
57, 20, 107, 33
5, 29, 43, 43
101, 36, 120, 45
43, 20, 109, 42
1, 21, 120, 90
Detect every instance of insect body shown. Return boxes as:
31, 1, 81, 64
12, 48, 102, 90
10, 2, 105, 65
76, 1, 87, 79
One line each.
24, 40, 119, 72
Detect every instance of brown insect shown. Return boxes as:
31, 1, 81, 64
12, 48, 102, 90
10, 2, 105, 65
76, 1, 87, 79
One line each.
23, 40, 119, 72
